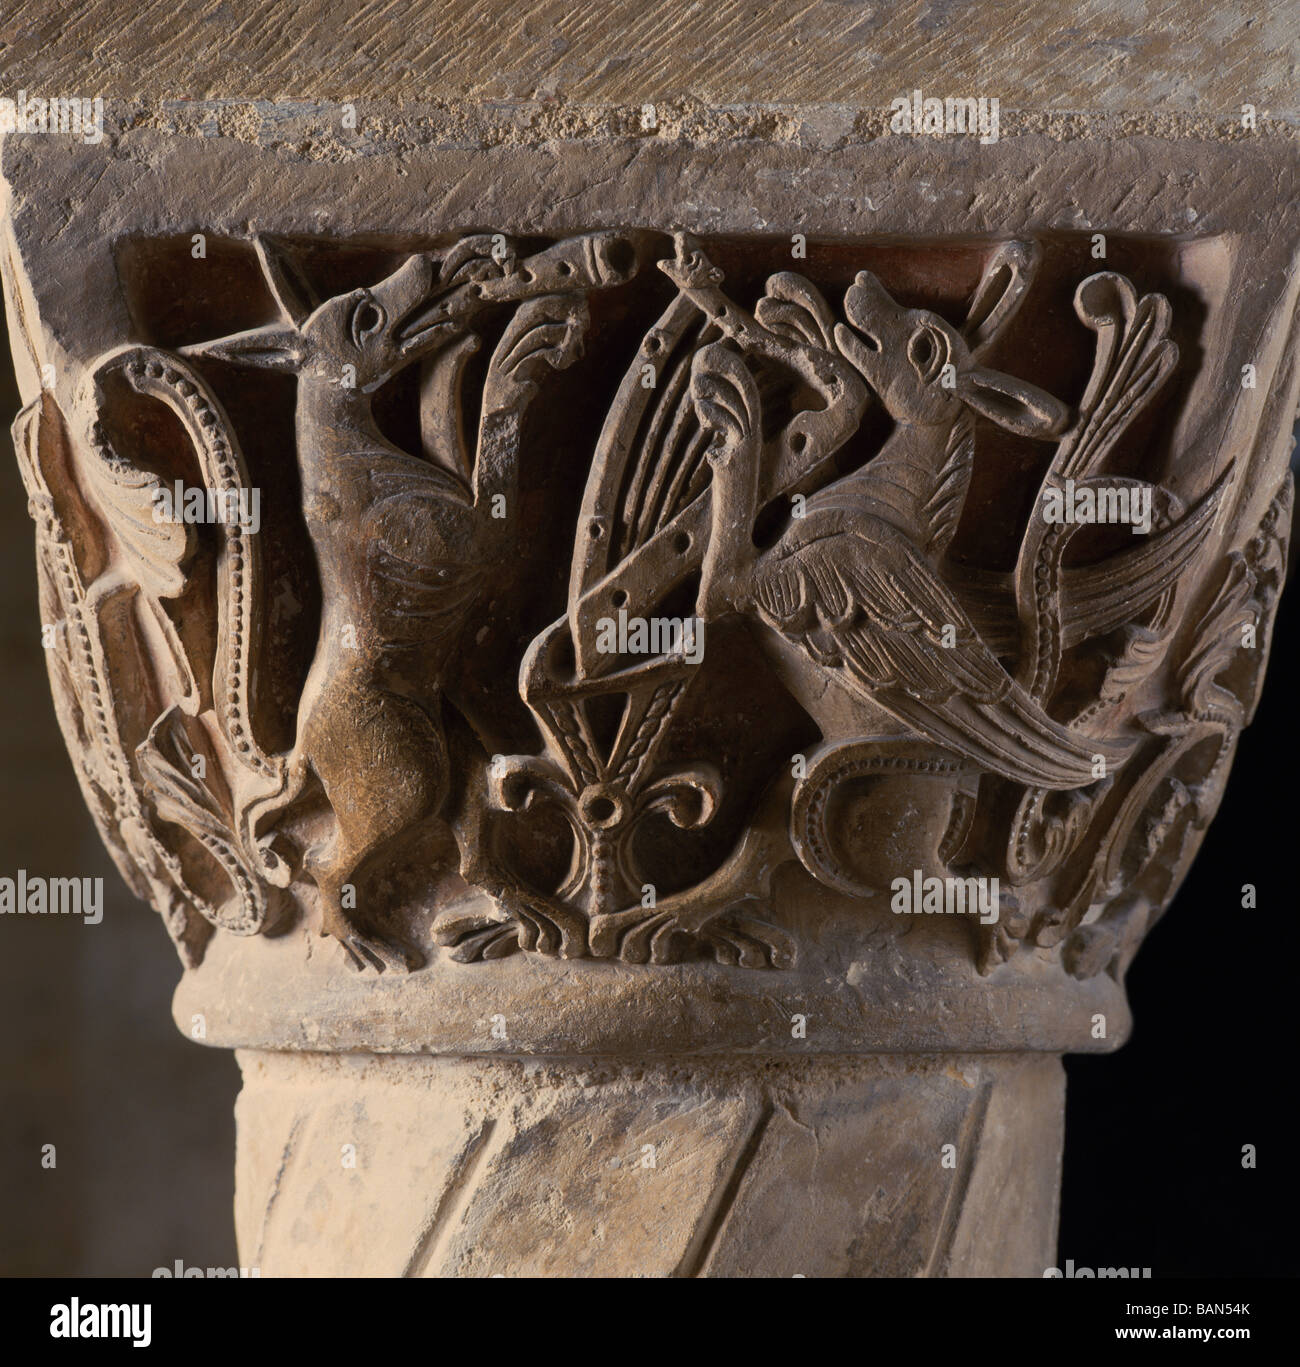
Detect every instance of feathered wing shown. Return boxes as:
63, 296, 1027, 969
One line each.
754, 525, 1134, 789
943, 470, 1230, 657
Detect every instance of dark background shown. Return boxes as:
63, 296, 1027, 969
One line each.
1060, 538, 1298, 1278
0, 338, 1293, 1278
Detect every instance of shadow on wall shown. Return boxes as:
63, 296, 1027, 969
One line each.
0, 336, 239, 1275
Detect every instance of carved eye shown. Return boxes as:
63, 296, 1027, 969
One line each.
351, 297, 385, 344
908, 325, 944, 381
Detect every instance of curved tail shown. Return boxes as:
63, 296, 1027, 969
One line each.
878, 680, 1135, 790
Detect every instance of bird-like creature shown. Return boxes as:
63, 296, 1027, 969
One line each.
689, 265, 1136, 789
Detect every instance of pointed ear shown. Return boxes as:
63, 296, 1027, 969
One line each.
956, 363, 1070, 438
254, 236, 318, 326
179, 322, 305, 371
963, 241, 1039, 357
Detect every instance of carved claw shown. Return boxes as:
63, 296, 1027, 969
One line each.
700, 911, 796, 970
587, 901, 793, 969
325, 922, 423, 974
433, 910, 523, 962
433, 891, 590, 961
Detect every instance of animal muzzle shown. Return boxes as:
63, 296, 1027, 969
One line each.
518, 233, 640, 293
391, 254, 451, 351
843, 270, 908, 344
583, 231, 640, 286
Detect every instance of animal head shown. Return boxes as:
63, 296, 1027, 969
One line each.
834, 268, 1069, 439
181, 232, 641, 394
180, 240, 460, 393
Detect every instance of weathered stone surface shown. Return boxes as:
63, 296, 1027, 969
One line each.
3, 0, 1296, 113
5, 129, 1294, 1038
3, 1, 1296, 1277
234, 1052, 1063, 1277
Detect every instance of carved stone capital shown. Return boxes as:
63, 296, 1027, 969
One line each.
4, 28, 1297, 1277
